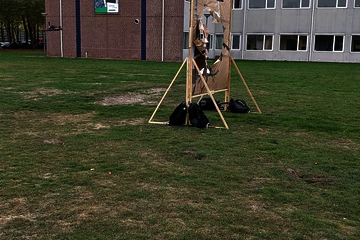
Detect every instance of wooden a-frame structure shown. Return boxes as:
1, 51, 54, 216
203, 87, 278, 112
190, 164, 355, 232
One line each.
149, 0, 261, 129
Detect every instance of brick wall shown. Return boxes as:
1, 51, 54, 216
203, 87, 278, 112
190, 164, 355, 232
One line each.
45, 0, 61, 57
45, 0, 184, 61
147, 0, 184, 61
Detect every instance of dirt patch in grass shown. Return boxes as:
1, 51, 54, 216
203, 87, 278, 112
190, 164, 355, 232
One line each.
292, 131, 313, 138
0, 198, 38, 228
96, 88, 166, 106
12, 111, 114, 137
144, 88, 166, 95
43, 138, 65, 145
91, 123, 110, 129
326, 138, 359, 150
183, 150, 206, 160
14, 111, 93, 123
15, 112, 146, 131
39, 112, 94, 125
116, 118, 146, 126
137, 183, 191, 194
257, 90, 271, 95
0, 87, 15, 91
227, 191, 285, 225
285, 167, 301, 178
97, 93, 145, 106
14, 111, 95, 128
19, 87, 72, 100
284, 167, 334, 185
303, 174, 333, 185
257, 128, 269, 135
246, 178, 278, 189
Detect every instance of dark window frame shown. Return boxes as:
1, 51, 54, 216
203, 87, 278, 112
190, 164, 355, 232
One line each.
314, 35, 344, 52
246, 34, 273, 51
249, 0, 276, 9
317, 0, 347, 8
282, 0, 311, 8
280, 35, 308, 51
351, 35, 360, 52
232, 34, 242, 50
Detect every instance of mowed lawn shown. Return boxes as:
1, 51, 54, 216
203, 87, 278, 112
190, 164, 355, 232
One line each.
0, 51, 359, 239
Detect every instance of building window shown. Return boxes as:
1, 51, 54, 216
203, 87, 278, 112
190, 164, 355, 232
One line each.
280, 35, 307, 51
249, 0, 276, 8
351, 35, 360, 52
318, 0, 347, 7
95, 0, 119, 13
246, 35, 273, 50
283, 0, 310, 8
314, 35, 344, 52
215, 34, 224, 49
208, 35, 214, 50
183, 32, 189, 49
232, 34, 241, 50
355, 0, 360, 7
200, 33, 214, 50
233, 0, 242, 8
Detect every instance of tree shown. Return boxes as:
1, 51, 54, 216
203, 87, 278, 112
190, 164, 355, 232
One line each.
0, 0, 21, 43
0, 0, 44, 48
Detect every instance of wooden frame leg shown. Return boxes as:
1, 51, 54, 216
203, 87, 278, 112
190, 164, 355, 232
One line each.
148, 58, 188, 124
192, 58, 229, 129
231, 57, 262, 114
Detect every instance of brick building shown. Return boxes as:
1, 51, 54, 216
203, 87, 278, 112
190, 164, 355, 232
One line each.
45, 0, 360, 63
44, 0, 184, 61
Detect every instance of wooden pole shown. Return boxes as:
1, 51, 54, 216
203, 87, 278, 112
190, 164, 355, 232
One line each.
225, 0, 234, 106
148, 58, 188, 124
192, 58, 229, 129
231, 57, 262, 113
186, 0, 196, 106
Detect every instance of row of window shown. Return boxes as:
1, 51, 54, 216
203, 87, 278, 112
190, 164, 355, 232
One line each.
185, 0, 360, 9
184, 33, 360, 52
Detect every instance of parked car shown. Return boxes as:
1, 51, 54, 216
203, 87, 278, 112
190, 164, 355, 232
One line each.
0, 42, 10, 49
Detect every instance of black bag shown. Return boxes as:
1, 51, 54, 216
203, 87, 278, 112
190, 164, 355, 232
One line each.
228, 99, 250, 113
169, 102, 187, 126
199, 97, 222, 111
188, 103, 209, 128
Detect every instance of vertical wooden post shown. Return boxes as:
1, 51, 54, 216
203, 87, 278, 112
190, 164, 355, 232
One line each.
225, 0, 234, 106
186, 0, 196, 106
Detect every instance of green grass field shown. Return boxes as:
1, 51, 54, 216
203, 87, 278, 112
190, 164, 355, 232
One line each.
0, 51, 359, 239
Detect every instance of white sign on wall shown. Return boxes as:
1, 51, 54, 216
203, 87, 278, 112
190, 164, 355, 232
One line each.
95, 0, 119, 13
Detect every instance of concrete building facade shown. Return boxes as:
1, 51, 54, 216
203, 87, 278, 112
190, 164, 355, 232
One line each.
183, 0, 360, 62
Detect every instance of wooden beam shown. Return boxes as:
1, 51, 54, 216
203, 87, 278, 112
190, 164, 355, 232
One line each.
231, 57, 262, 113
149, 58, 188, 124
186, 0, 196, 106
192, 58, 229, 129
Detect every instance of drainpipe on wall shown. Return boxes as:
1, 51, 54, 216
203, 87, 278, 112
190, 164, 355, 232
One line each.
60, 0, 64, 57
309, 0, 316, 61
161, 0, 165, 61
241, 0, 247, 60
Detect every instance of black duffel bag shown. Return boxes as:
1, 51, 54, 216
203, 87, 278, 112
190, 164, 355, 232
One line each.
228, 99, 250, 113
169, 102, 187, 126
199, 97, 222, 111
188, 103, 209, 128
